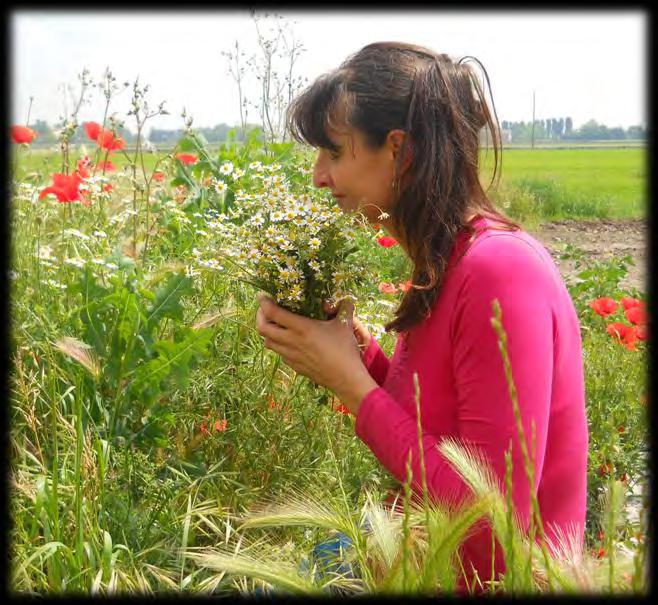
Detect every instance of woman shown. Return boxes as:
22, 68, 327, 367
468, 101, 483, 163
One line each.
255, 41, 588, 591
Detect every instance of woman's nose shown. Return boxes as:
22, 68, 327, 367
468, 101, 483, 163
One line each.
312, 155, 331, 189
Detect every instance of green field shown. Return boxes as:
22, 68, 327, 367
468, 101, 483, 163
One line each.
13, 145, 646, 220
9, 135, 649, 595
486, 148, 646, 218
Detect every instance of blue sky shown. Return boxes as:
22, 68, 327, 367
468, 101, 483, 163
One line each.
11, 10, 647, 132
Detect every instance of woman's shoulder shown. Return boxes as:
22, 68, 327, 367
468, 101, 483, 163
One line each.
455, 216, 560, 284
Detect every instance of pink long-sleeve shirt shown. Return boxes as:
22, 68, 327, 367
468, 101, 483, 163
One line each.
355, 215, 588, 589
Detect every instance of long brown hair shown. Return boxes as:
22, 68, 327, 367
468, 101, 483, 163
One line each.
287, 41, 519, 333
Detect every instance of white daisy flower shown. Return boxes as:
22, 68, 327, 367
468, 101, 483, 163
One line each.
270, 210, 285, 222
64, 257, 87, 269
92, 230, 108, 239
214, 180, 228, 194
45, 279, 67, 289
38, 245, 55, 260
105, 262, 119, 271
219, 161, 234, 176
287, 284, 303, 301
309, 237, 321, 250
64, 228, 90, 241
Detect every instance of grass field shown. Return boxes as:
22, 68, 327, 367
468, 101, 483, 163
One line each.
14, 145, 646, 221
9, 136, 649, 595
486, 148, 646, 218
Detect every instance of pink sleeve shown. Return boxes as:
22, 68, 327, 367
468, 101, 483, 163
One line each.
361, 336, 390, 386
355, 237, 556, 527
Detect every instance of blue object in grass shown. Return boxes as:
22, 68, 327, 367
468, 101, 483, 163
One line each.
311, 531, 355, 579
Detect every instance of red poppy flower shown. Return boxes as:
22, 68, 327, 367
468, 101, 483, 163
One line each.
333, 403, 351, 416
596, 547, 606, 559
97, 129, 125, 151
606, 322, 638, 350
199, 421, 210, 437
11, 125, 38, 144
79, 186, 93, 207
398, 280, 412, 293
589, 297, 618, 318
84, 121, 102, 141
102, 184, 113, 192
377, 236, 398, 248
152, 171, 165, 182
620, 296, 641, 311
76, 156, 92, 179
597, 462, 613, 477
625, 305, 647, 326
175, 153, 198, 165
96, 160, 116, 172
214, 418, 228, 432
378, 282, 397, 294
636, 324, 648, 341
617, 425, 624, 434
39, 173, 84, 203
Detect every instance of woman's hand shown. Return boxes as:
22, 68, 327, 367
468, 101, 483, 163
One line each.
323, 299, 372, 354
256, 294, 378, 414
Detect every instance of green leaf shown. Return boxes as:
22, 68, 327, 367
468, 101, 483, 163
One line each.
177, 136, 197, 152
129, 327, 212, 407
146, 273, 195, 331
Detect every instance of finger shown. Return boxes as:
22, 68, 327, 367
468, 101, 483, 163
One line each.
263, 337, 299, 368
258, 294, 307, 331
256, 307, 291, 344
323, 299, 337, 316
334, 298, 355, 330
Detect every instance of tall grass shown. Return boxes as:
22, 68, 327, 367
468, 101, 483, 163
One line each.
9, 115, 647, 594
180, 301, 648, 595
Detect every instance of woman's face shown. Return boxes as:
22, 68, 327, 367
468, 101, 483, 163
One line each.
312, 125, 398, 224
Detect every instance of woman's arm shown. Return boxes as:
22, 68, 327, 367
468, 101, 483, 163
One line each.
354, 240, 557, 526
324, 302, 391, 386
360, 332, 391, 386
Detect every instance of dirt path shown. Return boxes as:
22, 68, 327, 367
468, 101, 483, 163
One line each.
528, 219, 647, 293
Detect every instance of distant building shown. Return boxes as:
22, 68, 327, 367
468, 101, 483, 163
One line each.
478, 126, 512, 146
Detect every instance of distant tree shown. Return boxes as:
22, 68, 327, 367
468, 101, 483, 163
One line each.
607, 126, 625, 139
626, 125, 645, 140
30, 119, 56, 144
565, 117, 573, 135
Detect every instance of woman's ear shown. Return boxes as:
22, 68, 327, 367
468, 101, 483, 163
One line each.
387, 129, 412, 175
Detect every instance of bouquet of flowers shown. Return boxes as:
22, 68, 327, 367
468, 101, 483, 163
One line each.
210, 164, 367, 320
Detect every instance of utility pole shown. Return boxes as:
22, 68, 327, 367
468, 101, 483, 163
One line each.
531, 90, 536, 150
